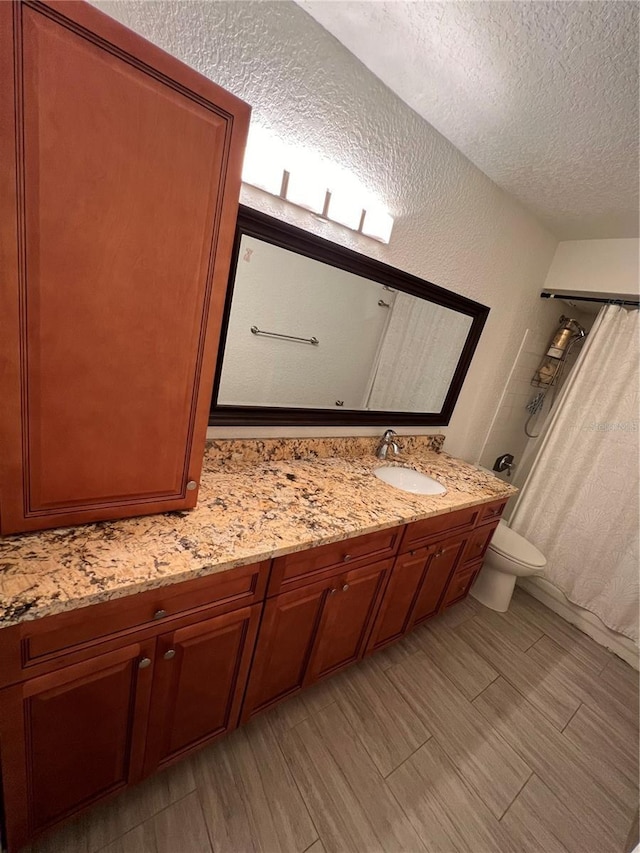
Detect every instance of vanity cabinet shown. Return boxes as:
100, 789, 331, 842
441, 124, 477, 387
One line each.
411, 535, 470, 624
241, 558, 393, 722
440, 560, 482, 609
0, 501, 506, 851
0, 562, 268, 852
366, 503, 505, 655
438, 517, 501, 609
0, 641, 156, 845
0, 0, 250, 534
266, 526, 402, 596
142, 605, 261, 774
366, 534, 468, 653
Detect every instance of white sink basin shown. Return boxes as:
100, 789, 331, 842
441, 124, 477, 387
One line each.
373, 466, 447, 496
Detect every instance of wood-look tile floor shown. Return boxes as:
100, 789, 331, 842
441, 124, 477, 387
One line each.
27, 589, 639, 853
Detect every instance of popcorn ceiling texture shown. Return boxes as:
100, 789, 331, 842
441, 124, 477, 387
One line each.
301, 0, 640, 240
93, 0, 561, 461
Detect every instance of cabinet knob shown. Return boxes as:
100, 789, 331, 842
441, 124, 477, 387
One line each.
153, 609, 167, 620
342, 584, 350, 592
163, 649, 176, 660
343, 554, 352, 562
138, 657, 152, 669
328, 587, 338, 595
186, 480, 198, 491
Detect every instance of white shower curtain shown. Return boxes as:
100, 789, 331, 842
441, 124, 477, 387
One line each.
367, 293, 472, 411
511, 305, 639, 641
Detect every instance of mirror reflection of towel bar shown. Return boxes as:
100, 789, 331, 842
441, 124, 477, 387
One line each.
250, 325, 319, 346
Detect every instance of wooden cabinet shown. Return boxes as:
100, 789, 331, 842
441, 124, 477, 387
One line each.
411, 536, 469, 625
440, 561, 482, 609
0, 504, 505, 850
437, 520, 501, 613
366, 504, 504, 656
366, 534, 468, 652
0, 560, 269, 690
0, 563, 267, 852
309, 561, 391, 682
143, 605, 261, 774
0, 641, 155, 847
401, 505, 479, 550
268, 527, 401, 596
240, 579, 330, 720
242, 559, 392, 721
0, 0, 250, 534
366, 548, 432, 651
462, 521, 500, 565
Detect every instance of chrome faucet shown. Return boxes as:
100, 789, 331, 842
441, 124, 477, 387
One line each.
376, 429, 401, 460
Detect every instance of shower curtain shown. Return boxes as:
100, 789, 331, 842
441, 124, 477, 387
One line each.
511, 305, 639, 641
366, 293, 471, 411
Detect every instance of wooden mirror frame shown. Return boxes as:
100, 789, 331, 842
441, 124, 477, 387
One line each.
209, 206, 490, 426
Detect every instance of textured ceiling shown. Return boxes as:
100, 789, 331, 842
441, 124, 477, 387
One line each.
298, 0, 639, 239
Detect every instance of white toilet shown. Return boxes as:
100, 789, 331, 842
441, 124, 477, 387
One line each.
470, 520, 546, 612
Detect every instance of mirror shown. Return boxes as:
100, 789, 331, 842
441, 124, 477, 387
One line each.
210, 207, 489, 426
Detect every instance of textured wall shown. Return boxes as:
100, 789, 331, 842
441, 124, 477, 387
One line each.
93, 0, 560, 461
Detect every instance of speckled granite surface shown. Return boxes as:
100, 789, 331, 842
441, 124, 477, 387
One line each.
0, 436, 516, 627
206, 434, 445, 463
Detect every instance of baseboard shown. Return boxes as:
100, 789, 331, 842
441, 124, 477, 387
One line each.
518, 576, 639, 670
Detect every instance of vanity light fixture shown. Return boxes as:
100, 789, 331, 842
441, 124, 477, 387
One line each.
241, 125, 395, 244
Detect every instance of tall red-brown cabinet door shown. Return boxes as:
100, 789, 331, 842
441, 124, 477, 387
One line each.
366, 548, 432, 653
0, 642, 155, 851
0, 0, 249, 533
411, 536, 469, 625
241, 580, 330, 722
144, 605, 261, 774
309, 560, 391, 682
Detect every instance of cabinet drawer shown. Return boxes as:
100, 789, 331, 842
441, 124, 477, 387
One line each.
477, 499, 508, 526
268, 527, 402, 596
10, 561, 269, 678
401, 506, 480, 551
441, 561, 482, 610
462, 522, 499, 566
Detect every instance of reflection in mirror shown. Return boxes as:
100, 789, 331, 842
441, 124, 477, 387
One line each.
211, 206, 489, 426
217, 235, 474, 413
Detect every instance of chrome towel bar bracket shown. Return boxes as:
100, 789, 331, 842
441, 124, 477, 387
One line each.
250, 325, 319, 345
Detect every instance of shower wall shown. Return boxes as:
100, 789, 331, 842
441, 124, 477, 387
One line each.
478, 325, 554, 479
478, 309, 593, 485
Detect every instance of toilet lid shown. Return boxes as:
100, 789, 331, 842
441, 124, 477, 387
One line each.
488, 521, 547, 568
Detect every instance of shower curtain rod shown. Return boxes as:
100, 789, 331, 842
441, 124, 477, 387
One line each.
540, 291, 640, 307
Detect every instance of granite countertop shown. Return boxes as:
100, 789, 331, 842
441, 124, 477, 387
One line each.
0, 436, 517, 627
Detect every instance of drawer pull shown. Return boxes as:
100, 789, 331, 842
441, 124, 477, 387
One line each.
343, 554, 352, 562
342, 584, 350, 592
153, 609, 167, 620
138, 657, 152, 669
163, 649, 176, 661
